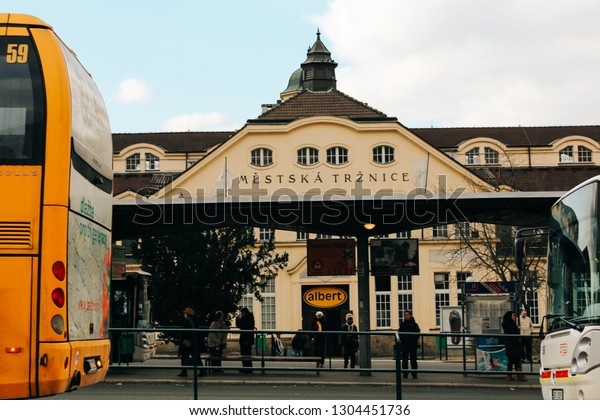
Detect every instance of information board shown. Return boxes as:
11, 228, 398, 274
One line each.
307, 239, 356, 276
370, 238, 419, 276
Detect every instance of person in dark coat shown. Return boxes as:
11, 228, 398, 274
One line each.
398, 310, 420, 379
311, 311, 326, 368
291, 330, 307, 356
340, 313, 359, 368
178, 306, 201, 377
502, 310, 526, 381
235, 307, 255, 373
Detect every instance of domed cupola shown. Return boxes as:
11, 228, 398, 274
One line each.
281, 67, 304, 101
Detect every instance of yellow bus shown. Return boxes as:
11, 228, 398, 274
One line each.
0, 14, 112, 398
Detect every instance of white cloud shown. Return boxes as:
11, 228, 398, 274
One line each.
316, 0, 600, 127
161, 112, 238, 132
117, 78, 152, 103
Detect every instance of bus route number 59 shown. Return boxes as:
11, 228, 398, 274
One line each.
6, 44, 29, 64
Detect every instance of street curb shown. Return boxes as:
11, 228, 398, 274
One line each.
103, 378, 539, 389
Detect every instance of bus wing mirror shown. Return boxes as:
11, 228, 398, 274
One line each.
514, 227, 548, 271
515, 236, 526, 271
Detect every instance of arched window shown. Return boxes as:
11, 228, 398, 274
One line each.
484, 147, 499, 165
372, 145, 395, 164
126, 153, 140, 171
250, 147, 273, 167
145, 153, 160, 171
326, 146, 348, 165
465, 148, 480, 165
578, 146, 592, 163
297, 147, 319, 166
559, 146, 573, 163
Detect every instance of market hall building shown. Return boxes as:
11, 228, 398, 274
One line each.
112, 32, 600, 353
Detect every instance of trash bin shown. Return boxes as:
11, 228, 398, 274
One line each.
120, 332, 135, 355
116, 332, 135, 363
255, 333, 267, 354
436, 335, 447, 350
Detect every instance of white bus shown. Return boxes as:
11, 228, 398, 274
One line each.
110, 268, 157, 363
517, 175, 600, 400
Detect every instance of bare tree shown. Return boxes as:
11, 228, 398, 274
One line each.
442, 222, 546, 311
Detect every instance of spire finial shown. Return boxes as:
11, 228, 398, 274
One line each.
300, 28, 337, 92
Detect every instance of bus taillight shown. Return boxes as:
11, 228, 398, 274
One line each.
40, 354, 48, 366
51, 315, 65, 335
51, 288, 65, 308
52, 261, 66, 280
5, 347, 22, 353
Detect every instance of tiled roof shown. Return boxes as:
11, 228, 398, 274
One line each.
112, 125, 600, 152
474, 166, 600, 191
113, 173, 153, 196
411, 126, 600, 148
113, 131, 235, 154
249, 89, 395, 123
113, 173, 177, 196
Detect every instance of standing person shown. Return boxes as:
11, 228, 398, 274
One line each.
311, 311, 326, 368
291, 330, 306, 356
271, 333, 284, 356
519, 309, 533, 362
177, 306, 199, 377
502, 310, 527, 382
235, 307, 255, 373
340, 313, 359, 368
207, 310, 228, 373
399, 310, 420, 379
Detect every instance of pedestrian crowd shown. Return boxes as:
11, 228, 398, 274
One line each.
175, 306, 536, 379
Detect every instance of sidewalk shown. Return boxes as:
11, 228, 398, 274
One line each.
105, 356, 540, 390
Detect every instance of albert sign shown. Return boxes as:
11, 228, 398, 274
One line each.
302, 285, 349, 310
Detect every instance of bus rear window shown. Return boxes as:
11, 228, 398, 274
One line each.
0, 36, 45, 165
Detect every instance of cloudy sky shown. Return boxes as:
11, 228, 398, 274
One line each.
5, 0, 600, 132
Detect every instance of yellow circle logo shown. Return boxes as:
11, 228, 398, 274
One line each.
303, 287, 348, 308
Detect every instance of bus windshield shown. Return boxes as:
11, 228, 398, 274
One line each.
111, 272, 153, 329
0, 36, 45, 164
547, 181, 600, 331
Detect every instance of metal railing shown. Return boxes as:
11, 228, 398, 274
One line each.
109, 327, 539, 400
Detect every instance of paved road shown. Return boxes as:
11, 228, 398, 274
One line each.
41, 357, 542, 400
44, 382, 542, 400
102, 356, 541, 386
